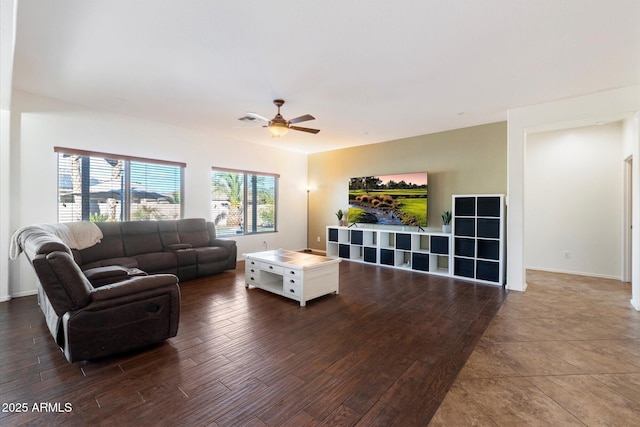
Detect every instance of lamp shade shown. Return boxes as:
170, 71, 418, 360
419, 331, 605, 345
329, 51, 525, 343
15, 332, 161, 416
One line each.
269, 123, 289, 137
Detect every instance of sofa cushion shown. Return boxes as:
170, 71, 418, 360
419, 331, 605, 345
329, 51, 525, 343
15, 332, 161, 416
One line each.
121, 221, 163, 256
46, 251, 93, 309
32, 256, 79, 317
135, 252, 178, 273
172, 248, 197, 267
177, 218, 210, 248
194, 246, 231, 264
79, 222, 125, 264
158, 220, 181, 247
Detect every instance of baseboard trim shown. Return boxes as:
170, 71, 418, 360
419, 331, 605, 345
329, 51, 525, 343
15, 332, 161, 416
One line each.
526, 266, 622, 281
5, 289, 38, 300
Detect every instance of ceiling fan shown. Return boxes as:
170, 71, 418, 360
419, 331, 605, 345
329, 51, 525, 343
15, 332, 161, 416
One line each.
246, 99, 320, 137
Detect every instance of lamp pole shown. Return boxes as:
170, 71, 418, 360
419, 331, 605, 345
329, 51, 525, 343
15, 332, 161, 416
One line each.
304, 187, 312, 252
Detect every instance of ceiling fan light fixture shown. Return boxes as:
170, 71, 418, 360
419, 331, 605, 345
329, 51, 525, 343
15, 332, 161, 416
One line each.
244, 99, 318, 137
269, 122, 289, 137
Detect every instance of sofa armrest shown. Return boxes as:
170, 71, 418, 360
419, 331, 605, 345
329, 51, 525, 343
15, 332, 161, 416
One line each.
84, 265, 147, 287
210, 238, 236, 250
84, 265, 130, 281
90, 274, 178, 301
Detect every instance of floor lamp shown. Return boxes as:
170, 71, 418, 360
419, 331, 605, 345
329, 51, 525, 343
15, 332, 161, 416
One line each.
304, 186, 312, 252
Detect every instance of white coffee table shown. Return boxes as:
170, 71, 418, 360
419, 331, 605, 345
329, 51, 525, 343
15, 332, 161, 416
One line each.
245, 249, 340, 306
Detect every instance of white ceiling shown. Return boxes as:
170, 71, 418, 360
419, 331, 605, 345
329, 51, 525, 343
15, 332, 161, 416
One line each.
11, 0, 640, 153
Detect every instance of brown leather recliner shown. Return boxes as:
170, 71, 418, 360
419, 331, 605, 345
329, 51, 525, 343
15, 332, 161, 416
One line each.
18, 228, 180, 362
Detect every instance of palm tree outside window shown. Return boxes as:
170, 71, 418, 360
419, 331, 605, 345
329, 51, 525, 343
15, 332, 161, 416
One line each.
211, 168, 278, 236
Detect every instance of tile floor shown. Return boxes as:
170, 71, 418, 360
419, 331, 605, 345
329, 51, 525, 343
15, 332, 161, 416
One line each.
429, 270, 640, 426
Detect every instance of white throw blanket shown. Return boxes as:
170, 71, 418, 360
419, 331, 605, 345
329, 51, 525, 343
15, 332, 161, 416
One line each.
9, 222, 104, 259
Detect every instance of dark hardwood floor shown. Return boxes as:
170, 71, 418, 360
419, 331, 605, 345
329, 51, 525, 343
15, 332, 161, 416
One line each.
0, 260, 506, 426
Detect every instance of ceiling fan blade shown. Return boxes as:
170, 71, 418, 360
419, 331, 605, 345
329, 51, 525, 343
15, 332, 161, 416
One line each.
246, 112, 270, 122
289, 114, 315, 124
290, 125, 320, 134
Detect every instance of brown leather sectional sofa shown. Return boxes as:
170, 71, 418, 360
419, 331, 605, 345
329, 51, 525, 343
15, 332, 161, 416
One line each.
74, 218, 237, 284
16, 218, 236, 362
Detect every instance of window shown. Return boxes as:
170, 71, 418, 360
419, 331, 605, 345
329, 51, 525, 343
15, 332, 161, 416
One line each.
56, 147, 184, 222
211, 168, 278, 236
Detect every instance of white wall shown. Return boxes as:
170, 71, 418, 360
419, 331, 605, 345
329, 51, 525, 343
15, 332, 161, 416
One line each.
507, 85, 640, 310
626, 114, 640, 310
525, 123, 623, 279
1, 109, 10, 302
0, 0, 15, 110
622, 117, 637, 283
6, 90, 308, 298
0, 0, 16, 301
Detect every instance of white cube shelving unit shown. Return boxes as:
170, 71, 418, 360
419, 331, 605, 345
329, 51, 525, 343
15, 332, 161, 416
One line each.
326, 194, 505, 286
326, 226, 453, 277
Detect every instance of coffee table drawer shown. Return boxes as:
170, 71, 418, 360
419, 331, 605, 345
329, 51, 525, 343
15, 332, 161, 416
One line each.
260, 262, 283, 274
284, 276, 301, 287
284, 267, 303, 278
246, 264, 260, 275
283, 278, 302, 298
246, 270, 260, 285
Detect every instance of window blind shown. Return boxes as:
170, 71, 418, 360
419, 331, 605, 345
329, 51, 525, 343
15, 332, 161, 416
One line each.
56, 147, 184, 222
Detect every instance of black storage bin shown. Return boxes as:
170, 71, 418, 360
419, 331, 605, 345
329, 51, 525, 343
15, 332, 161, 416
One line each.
339, 244, 350, 259
328, 228, 338, 242
396, 233, 411, 250
380, 249, 394, 266
454, 197, 476, 216
431, 236, 449, 254
477, 197, 501, 217
454, 218, 475, 237
454, 257, 474, 278
364, 247, 377, 263
476, 260, 499, 282
477, 239, 499, 260
351, 230, 363, 245
411, 253, 429, 272
477, 218, 500, 238
454, 238, 475, 257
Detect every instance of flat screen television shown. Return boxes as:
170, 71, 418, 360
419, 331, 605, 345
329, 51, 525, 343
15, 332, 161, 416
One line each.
348, 172, 428, 226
